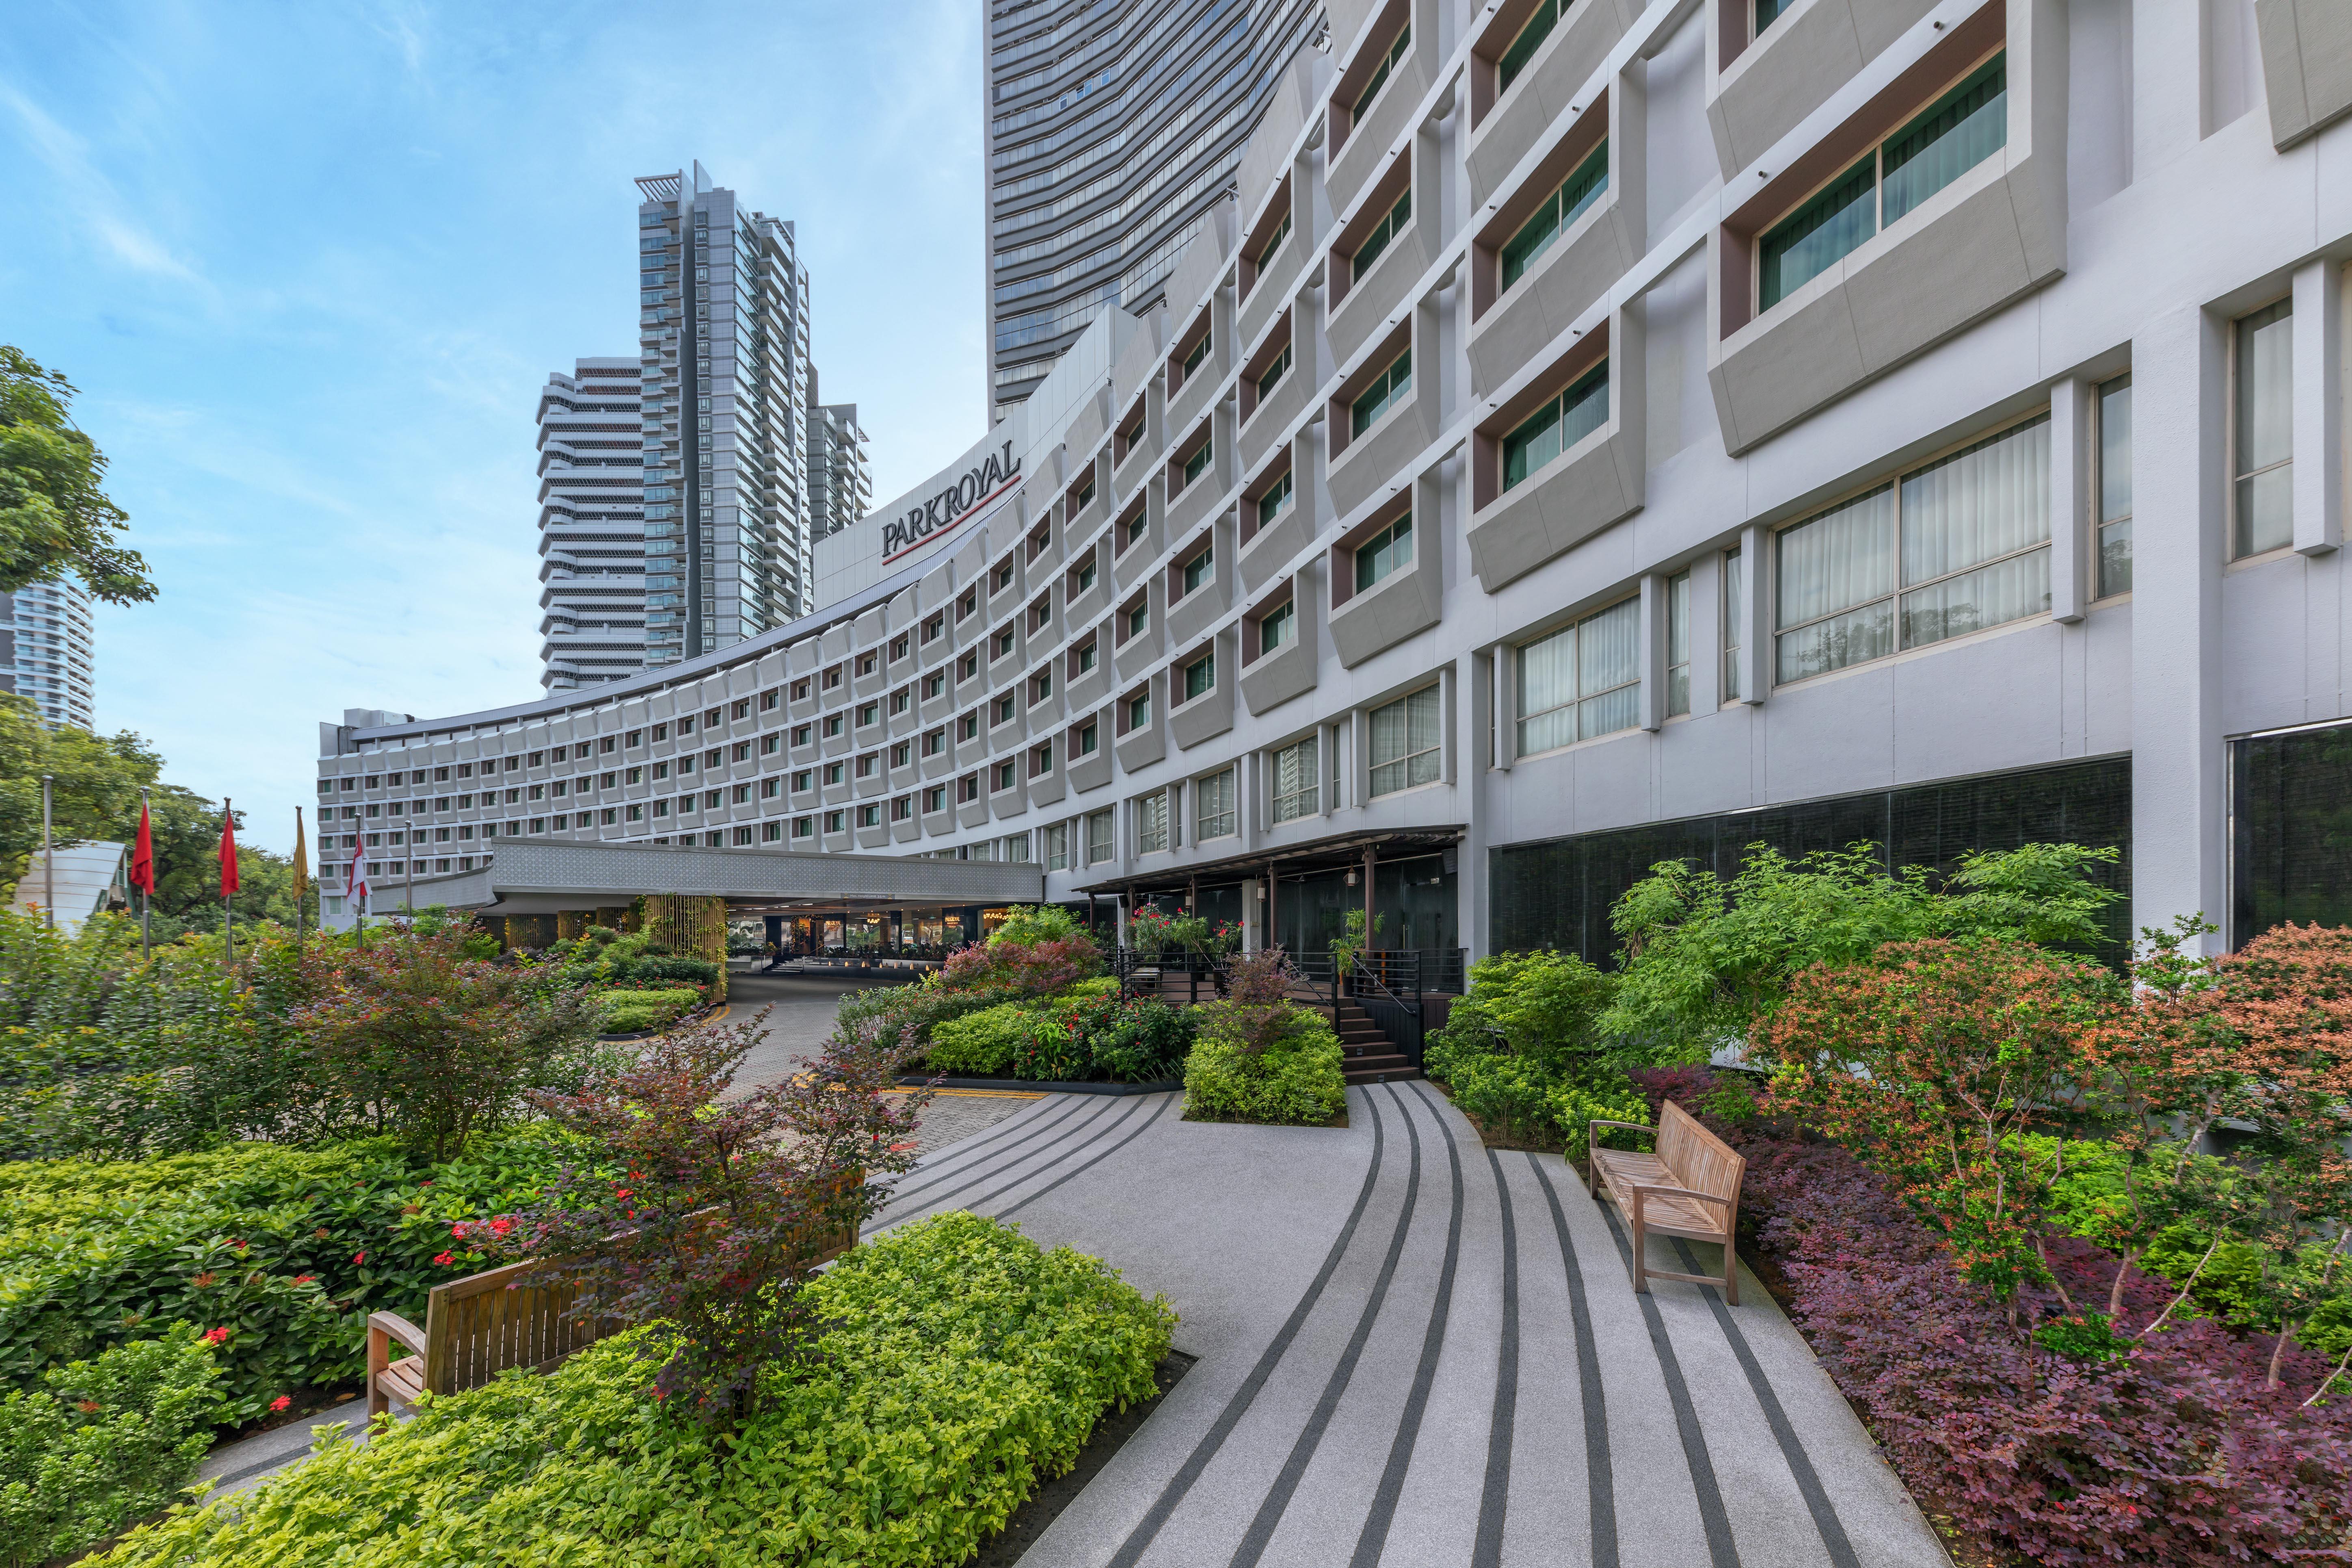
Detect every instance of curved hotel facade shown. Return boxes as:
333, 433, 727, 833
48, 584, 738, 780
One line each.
326, 0, 2352, 959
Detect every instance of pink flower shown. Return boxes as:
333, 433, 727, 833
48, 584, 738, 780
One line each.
487, 1217, 513, 1237
432, 1250, 456, 1266
269, 1395, 292, 1413
203, 1327, 231, 1345
351, 1251, 367, 1265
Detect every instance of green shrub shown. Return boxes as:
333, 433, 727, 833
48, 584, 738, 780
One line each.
1425, 1043, 1650, 1151
0, 1127, 595, 1423
923, 1002, 1038, 1077
623, 954, 720, 987
594, 988, 702, 1034
1182, 1004, 1345, 1126
93, 1214, 1174, 1568
988, 905, 1088, 947
1090, 999, 1196, 1083
0, 1326, 220, 1568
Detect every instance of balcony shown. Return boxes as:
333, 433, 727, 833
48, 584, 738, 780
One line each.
1240, 580, 1319, 717
1466, 0, 1641, 205
1467, 330, 1641, 592
1468, 104, 1639, 394
1165, 512, 1236, 647
1328, 17, 1432, 218
1706, 0, 1939, 179
1167, 637, 1235, 750
1330, 498, 1441, 668
2256, 0, 2352, 149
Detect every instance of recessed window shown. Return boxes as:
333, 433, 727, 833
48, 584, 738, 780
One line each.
1260, 599, 1296, 655
1755, 0, 1794, 37
1353, 187, 1413, 283
1180, 435, 1213, 489
1351, 347, 1412, 436
1126, 601, 1149, 640
1258, 470, 1295, 528
1255, 210, 1292, 268
1076, 720, 1098, 755
1181, 334, 1210, 378
1355, 511, 1413, 593
2233, 301, 2293, 558
1520, 598, 1639, 753
1086, 809, 1114, 864
1195, 768, 1237, 840
1503, 363, 1608, 490
1072, 474, 1097, 510
925, 787, 946, 812
1775, 414, 2051, 683
1354, 22, 1410, 117
1046, 821, 1070, 870
856, 701, 878, 727
826, 810, 846, 833
923, 728, 944, 757
1076, 639, 1098, 673
856, 753, 877, 779
1183, 651, 1215, 701
890, 634, 910, 661
1031, 668, 1053, 703
923, 672, 945, 699
995, 760, 1017, 792
1498, 0, 1562, 91
1501, 142, 1608, 292
1032, 741, 1054, 775
1127, 689, 1152, 730
1368, 687, 1442, 796
1124, 508, 1150, 549
791, 723, 812, 746
1137, 791, 1170, 854
1666, 570, 1692, 718
994, 693, 1016, 725
1256, 343, 1292, 400
1182, 545, 1214, 596
1758, 54, 2007, 312
793, 769, 813, 791
859, 803, 881, 828
1272, 735, 1319, 822
1074, 558, 1097, 594
2097, 374, 2133, 596
794, 816, 815, 838
823, 715, 843, 738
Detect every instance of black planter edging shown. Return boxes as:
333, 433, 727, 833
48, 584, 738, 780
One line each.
897, 1074, 1184, 1095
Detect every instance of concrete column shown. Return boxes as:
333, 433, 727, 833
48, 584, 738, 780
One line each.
1737, 522, 1770, 703
1638, 571, 1668, 729
2048, 375, 2093, 622
2131, 305, 2229, 951
2293, 257, 2342, 556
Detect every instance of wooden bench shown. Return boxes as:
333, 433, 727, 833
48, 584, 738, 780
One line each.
1587, 1099, 1747, 1305
368, 1183, 864, 1420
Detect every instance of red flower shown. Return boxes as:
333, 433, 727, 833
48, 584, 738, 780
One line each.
202, 1326, 231, 1344
228, 1239, 246, 1250
269, 1395, 292, 1413
351, 1251, 367, 1265
292, 1274, 316, 1285
614, 1188, 631, 1199
487, 1217, 513, 1237
432, 1250, 456, 1266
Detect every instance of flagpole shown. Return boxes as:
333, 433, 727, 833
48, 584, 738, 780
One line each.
294, 806, 307, 946
39, 775, 52, 932
137, 787, 150, 962
220, 797, 234, 972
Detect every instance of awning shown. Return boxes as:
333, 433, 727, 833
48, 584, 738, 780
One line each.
1070, 825, 1466, 897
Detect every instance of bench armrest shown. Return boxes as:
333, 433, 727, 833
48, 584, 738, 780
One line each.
1587, 1120, 1656, 1138
1630, 1183, 1734, 1211
368, 1311, 426, 1360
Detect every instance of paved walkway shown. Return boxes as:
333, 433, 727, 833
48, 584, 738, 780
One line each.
866, 1083, 1947, 1568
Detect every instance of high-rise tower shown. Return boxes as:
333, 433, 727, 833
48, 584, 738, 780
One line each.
536, 357, 646, 690
806, 387, 871, 545
0, 582, 93, 728
980, 0, 1325, 424
633, 164, 821, 663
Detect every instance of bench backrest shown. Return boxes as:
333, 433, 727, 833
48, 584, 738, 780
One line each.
421, 1261, 608, 1398
1654, 1100, 1745, 1208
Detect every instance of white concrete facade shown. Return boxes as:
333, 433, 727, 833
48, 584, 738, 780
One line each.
0, 581, 93, 729
332, 0, 2352, 959
536, 359, 649, 691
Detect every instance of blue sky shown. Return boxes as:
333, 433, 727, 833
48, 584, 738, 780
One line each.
0, 0, 987, 853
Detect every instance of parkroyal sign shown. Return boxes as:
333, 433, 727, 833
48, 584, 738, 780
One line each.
882, 441, 1020, 563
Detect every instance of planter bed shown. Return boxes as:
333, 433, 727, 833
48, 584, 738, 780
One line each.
897, 1074, 1182, 1095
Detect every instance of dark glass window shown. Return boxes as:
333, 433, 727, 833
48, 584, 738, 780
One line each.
2233, 724, 2352, 945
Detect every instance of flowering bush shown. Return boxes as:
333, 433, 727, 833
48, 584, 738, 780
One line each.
1182, 1001, 1345, 1126
937, 934, 1100, 996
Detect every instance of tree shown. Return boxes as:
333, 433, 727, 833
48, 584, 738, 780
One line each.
0, 348, 152, 605
504, 1008, 928, 1418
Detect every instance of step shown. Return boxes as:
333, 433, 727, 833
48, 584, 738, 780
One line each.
1342, 1057, 1417, 1084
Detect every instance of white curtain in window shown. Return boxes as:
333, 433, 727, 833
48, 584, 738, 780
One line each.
1273, 738, 1319, 821
1900, 416, 2049, 584
1777, 486, 1894, 627
1577, 598, 1641, 739
1515, 626, 1577, 756
1196, 768, 1237, 838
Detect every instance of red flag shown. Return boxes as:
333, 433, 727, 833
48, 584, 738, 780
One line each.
130, 801, 154, 895
217, 804, 239, 896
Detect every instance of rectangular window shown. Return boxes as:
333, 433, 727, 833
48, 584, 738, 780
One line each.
1666, 570, 1692, 717
1758, 54, 2006, 311
1181, 334, 1210, 378
1502, 362, 1608, 490
1518, 598, 1639, 753
1355, 22, 1410, 113
1087, 809, 1114, 864
2097, 374, 2133, 596
1260, 598, 1296, 655
1351, 347, 1412, 436
1255, 210, 1291, 268
1355, 512, 1412, 593
1183, 651, 1214, 701
1128, 690, 1152, 729
1755, 0, 1794, 35
826, 811, 846, 833
995, 760, 1016, 792
1046, 821, 1070, 871
2234, 299, 2294, 558
794, 816, 815, 838
824, 715, 843, 738
793, 769, 813, 791
1196, 768, 1237, 839
1077, 720, 1098, 755
1500, 142, 1608, 292
1258, 470, 1294, 528
858, 804, 880, 828
1725, 545, 1748, 698
1182, 545, 1213, 595
1076, 640, 1098, 673
1074, 558, 1097, 594
825, 762, 844, 785
892, 794, 912, 821
1352, 186, 1413, 283
763, 820, 782, 841
1775, 413, 2051, 683
1369, 687, 1443, 796
1137, 792, 1170, 854
1498, 0, 1560, 91
1180, 435, 1213, 489
1256, 342, 1292, 400
1272, 736, 1319, 822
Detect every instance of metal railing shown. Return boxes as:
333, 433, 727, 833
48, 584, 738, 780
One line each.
1108, 945, 1467, 1073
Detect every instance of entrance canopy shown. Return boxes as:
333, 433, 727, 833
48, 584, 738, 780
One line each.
365, 839, 1042, 919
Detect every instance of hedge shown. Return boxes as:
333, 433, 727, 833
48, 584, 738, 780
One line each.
1181, 1004, 1345, 1126
94, 1212, 1176, 1568
593, 988, 702, 1034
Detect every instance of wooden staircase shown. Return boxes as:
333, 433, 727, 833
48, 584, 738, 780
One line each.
1323, 995, 1415, 1084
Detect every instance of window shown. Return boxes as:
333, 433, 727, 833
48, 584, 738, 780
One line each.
826, 811, 846, 834
994, 760, 1016, 792
1258, 470, 1294, 528
793, 769, 813, 791
923, 673, 945, 699
959, 774, 979, 802
1031, 668, 1052, 703
652, 761, 669, 781
923, 612, 944, 643
824, 761, 844, 785
859, 803, 881, 828
1032, 741, 1053, 775
891, 688, 910, 715
792, 724, 812, 746
856, 754, 877, 779
821, 668, 841, 690
890, 634, 909, 662
731, 700, 750, 720
1180, 435, 1213, 489
2097, 375, 2133, 596
2234, 300, 2294, 558
1352, 187, 1412, 283
1076, 639, 1098, 673
1260, 599, 1296, 655
1351, 347, 1412, 436
1127, 689, 1152, 730
1072, 474, 1096, 510
925, 787, 946, 812
794, 816, 815, 839
1758, 54, 2007, 311
856, 701, 878, 727
1502, 363, 1608, 489
1087, 809, 1114, 864
763, 820, 782, 841
1272, 736, 1319, 822
1500, 142, 1608, 291
1126, 601, 1149, 640
1369, 687, 1443, 796
1191, 768, 1236, 840
1255, 210, 1291, 267
1755, 0, 1794, 35
960, 712, 979, 740
855, 655, 875, 678
1355, 22, 1410, 116
1518, 599, 1639, 753
1182, 545, 1213, 595
1181, 334, 1210, 378
892, 741, 911, 767
761, 689, 779, 710
762, 777, 780, 799
1666, 570, 1692, 717
527, 752, 544, 767
1355, 512, 1413, 593
1256, 343, 1292, 400
1137, 792, 1170, 854
1046, 821, 1070, 870
922, 729, 944, 757
893, 795, 912, 821
823, 715, 843, 738
792, 679, 811, 701
1775, 414, 2051, 683
1498, 0, 1561, 90
1183, 651, 1215, 701
1074, 558, 1097, 595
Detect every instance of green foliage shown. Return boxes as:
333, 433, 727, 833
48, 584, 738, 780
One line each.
1604, 841, 2123, 1055
0, 1325, 219, 1568
627, 954, 720, 986
1085, 997, 1196, 1083
1430, 951, 1617, 1068
594, 989, 701, 1034
988, 904, 1086, 948
1182, 1004, 1346, 1126
0, 1127, 594, 1423
0, 347, 151, 605
923, 1002, 1044, 1077
1424, 951, 1648, 1151
92, 1214, 1176, 1568
1430, 1045, 1650, 1152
